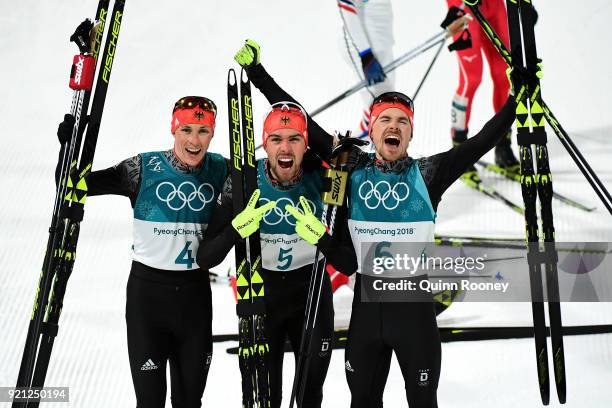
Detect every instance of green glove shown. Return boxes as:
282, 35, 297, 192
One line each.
232, 189, 276, 239
234, 39, 261, 67
285, 196, 327, 245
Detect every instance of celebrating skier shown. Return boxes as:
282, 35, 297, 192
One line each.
196, 99, 355, 408
232, 38, 529, 407
56, 96, 226, 407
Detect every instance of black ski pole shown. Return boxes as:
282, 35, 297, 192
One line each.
412, 39, 445, 100
309, 32, 447, 118
289, 146, 351, 408
253, 15, 472, 153
540, 100, 612, 214
253, 32, 446, 153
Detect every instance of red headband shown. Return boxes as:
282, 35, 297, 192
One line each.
171, 107, 216, 134
262, 107, 308, 148
368, 102, 414, 135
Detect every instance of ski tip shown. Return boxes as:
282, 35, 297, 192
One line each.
228, 68, 237, 85
240, 68, 250, 84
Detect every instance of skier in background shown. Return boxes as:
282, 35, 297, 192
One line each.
445, 0, 520, 178
196, 95, 355, 408
338, 0, 395, 140
56, 97, 226, 407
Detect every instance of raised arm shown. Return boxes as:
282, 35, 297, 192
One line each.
235, 40, 335, 161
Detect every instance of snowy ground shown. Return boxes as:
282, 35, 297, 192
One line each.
1, 0, 611, 407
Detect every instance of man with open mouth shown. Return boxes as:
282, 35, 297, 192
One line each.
56, 95, 227, 406
196, 101, 355, 408
232, 39, 528, 408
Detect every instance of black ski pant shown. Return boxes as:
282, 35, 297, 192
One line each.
263, 268, 334, 408
345, 275, 441, 408
126, 262, 213, 408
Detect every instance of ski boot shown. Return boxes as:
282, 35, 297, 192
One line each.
460, 164, 481, 186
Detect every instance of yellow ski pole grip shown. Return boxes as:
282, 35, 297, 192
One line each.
322, 151, 349, 206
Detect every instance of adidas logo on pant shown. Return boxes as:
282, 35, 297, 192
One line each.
345, 360, 354, 372
141, 358, 158, 371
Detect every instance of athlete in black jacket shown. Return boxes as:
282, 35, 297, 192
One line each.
233, 39, 524, 408
57, 96, 226, 408
196, 103, 356, 408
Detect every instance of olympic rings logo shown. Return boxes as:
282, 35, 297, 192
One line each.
358, 180, 410, 210
260, 197, 316, 226
155, 181, 215, 211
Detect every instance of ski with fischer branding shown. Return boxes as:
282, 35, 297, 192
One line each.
228, 68, 270, 408
13, 1, 126, 407
506, 1, 565, 403
462, 0, 566, 403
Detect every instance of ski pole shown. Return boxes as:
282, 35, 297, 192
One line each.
309, 13, 471, 118
310, 32, 446, 118
254, 16, 472, 153
412, 39, 445, 100
289, 147, 350, 408
253, 33, 444, 155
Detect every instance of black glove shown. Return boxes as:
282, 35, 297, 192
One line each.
440, 5, 466, 29
508, 60, 542, 97
57, 114, 76, 145
70, 19, 94, 52
332, 131, 368, 171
